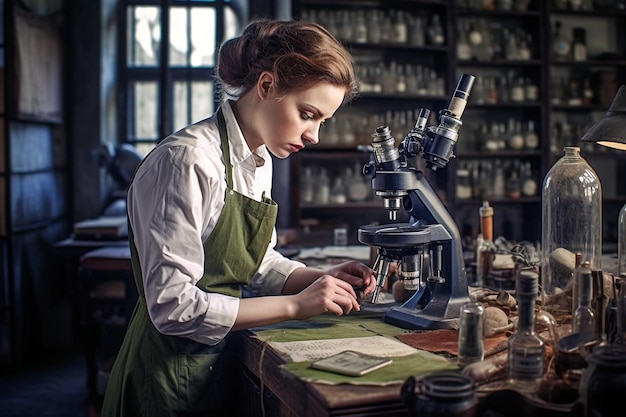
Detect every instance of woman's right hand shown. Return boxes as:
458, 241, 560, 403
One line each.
291, 275, 361, 319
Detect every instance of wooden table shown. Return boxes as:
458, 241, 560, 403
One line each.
236, 330, 410, 417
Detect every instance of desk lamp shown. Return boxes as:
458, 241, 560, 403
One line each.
581, 85, 626, 277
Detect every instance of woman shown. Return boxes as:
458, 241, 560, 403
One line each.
101, 18, 376, 416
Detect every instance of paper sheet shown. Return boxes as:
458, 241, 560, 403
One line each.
268, 335, 418, 362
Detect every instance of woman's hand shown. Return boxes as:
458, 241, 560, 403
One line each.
325, 260, 377, 298
291, 275, 361, 319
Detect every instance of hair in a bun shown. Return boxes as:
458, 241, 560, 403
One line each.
215, 19, 358, 103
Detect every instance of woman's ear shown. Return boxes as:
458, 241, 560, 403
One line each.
257, 71, 275, 99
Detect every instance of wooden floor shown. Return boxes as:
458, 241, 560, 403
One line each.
0, 349, 101, 417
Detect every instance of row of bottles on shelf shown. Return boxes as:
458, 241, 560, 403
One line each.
551, 75, 595, 106
455, 0, 533, 11
469, 73, 540, 105
456, 18, 536, 62
552, 0, 625, 11
299, 8, 445, 46
321, 109, 430, 147
458, 0, 625, 11
358, 62, 446, 97
456, 159, 539, 200
300, 163, 374, 206
552, 21, 589, 62
550, 117, 600, 154
459, 118, 540, 152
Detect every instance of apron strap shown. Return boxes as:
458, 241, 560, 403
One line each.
217, 108, 234, 190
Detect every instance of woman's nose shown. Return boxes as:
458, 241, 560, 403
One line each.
304, 128, 320, 145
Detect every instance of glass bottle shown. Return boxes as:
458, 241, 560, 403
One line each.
521, 161, 538, 197
552, 20, 570, 61
300, 166, 315, 205
315, 168, 330, 205
456, 21, 472, 61
524, 120, 539, 150
572, 261, 596, 343
507, 270, 545, 394
427, 14, 445, 46
458, 301, 485, 366
571, 28, 587, 62
541, 147, 602, 314
476, 201, 496, 288
506, 169, 522, 200
329, 176, 347, 205
353, 10, 367, 44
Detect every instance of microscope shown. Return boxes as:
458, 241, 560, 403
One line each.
358, 73, 475, 330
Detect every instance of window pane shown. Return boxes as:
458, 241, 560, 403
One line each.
135, 143, 156, 156
127, 6, 161, 67
173, 81, 188, 132
191, 81, 214, 123
190, 7, 216, 67
169, 7, 188, 66
133, 81, 159, 139
173, 81, 214, 132
170, 7, 215, 67
224, 6, 239, 40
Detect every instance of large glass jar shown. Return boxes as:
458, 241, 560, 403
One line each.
541, 146, 602, 315
619, 202, 626, 276
401, 372, 478, 417
579, 344, 626, 417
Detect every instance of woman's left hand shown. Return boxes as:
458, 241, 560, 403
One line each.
326, 261, 376, 298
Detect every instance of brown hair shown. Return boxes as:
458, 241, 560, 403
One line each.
215, 19, 358, 104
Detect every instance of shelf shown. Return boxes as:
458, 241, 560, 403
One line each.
458, 60, 543, 67
455, 197, 541, 205
292, 0, 625, 245
459, 150, 542, 158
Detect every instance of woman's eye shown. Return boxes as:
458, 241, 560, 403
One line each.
301, 112, 314, 121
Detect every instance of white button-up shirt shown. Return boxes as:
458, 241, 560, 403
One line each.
127, 100, 305, 346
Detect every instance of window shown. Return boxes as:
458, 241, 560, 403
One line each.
120, 0, 246, 155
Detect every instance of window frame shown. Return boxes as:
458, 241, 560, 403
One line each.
118, 0, 246, 151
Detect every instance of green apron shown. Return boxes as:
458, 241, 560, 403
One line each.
101, 109, 278, 417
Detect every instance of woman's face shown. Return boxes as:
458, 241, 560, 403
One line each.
254, 77, 346, 159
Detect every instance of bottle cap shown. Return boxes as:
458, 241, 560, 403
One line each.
517, 269, 538, 296
479, 201, 494, 217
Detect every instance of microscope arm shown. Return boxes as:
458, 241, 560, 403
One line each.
404, 171, 466, 286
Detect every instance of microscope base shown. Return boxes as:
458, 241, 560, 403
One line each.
385, 306, 460, 330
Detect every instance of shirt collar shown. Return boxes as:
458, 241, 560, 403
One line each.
221, 100, 268, 168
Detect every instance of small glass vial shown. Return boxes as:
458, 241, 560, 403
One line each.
507, 270, 545, 394
458, 302, 485, 367
572, 261, 596, 342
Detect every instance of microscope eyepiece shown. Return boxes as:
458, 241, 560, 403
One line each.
371, 125, 402, 169
423, 73, 476, 170
448, 73, 476, 119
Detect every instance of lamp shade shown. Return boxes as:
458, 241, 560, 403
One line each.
581, 85, 626, 151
